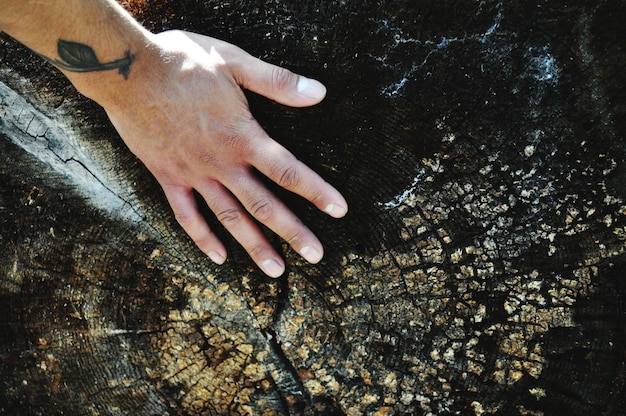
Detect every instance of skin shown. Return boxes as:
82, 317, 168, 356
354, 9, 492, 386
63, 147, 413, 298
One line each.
0, 0, 348, 278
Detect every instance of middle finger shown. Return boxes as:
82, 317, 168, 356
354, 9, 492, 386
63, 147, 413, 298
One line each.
224, 169, 324, 264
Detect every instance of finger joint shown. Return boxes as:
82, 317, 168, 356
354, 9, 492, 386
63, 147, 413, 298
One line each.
285, 229, 303, 246
271, 67, 294, 93
217, 208, 242, 226
278, 166, 300, 189
251, 198, 273, 222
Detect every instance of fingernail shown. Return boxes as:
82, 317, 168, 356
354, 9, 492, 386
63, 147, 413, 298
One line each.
208, 251, 226, 265
300, 245, 323, 264
261, 259, 285, 278
324, 203, 348, 218
297, 77, 327, 99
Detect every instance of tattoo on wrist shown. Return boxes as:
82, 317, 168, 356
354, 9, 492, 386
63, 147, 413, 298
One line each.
37, 39, 134, 80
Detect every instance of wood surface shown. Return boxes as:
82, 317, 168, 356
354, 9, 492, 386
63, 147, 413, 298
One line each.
1, 1, 625, 414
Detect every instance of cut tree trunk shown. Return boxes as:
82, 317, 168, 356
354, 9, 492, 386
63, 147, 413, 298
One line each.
1, 1, 625, 415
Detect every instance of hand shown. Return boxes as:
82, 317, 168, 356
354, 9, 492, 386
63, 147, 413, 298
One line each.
102, 30, 348, 277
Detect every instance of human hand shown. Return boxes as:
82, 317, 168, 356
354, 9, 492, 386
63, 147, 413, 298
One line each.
101, 30, 347, 277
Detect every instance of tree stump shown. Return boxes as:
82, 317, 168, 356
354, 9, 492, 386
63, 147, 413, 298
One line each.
1, 1, 625, 415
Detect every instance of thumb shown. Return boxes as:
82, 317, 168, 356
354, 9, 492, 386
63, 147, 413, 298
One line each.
234, 55, 327, 107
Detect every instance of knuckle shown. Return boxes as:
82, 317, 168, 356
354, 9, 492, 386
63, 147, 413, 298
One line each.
212, 116, 241, 141
285, 229, 303, 246
197, 150, 216, 165
216, 124, 254, 157
173, 210, 194, 227
271, 66, 294, 92
308, 188, 325, 205
277, 165, 300, 189
193, 234, 214, 251
217, 208, 242, 226
250, 198, 273, 222
215, 128, 242, 150
247, 243, 265, 258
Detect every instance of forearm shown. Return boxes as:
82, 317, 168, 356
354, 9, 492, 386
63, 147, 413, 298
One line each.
0, 0, 154, 104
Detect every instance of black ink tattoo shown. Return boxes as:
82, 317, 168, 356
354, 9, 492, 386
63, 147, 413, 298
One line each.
38, 40, 134, 80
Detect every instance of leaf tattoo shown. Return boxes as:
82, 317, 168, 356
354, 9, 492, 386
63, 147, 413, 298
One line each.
38, 40, 134, 79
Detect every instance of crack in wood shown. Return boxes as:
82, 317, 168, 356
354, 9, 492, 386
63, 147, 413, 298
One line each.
0, 79, 145, 225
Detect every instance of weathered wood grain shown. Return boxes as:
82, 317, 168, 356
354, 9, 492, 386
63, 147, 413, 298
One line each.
1, 1, 625, 415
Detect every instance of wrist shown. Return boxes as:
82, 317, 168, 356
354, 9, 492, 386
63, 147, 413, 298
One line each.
63, 28, 159, 108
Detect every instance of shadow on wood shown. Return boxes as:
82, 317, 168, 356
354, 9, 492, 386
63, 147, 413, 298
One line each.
1, 1, 625, 415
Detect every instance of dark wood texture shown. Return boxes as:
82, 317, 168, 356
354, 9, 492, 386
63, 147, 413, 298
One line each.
1, 1, 625, 414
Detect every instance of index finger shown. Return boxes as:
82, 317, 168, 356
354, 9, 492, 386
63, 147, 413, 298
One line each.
252, 137, 348, 218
